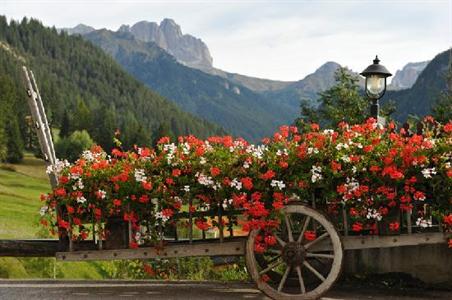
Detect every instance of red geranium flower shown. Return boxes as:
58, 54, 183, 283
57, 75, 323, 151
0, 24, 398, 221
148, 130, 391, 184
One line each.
54, 188, 67, 197
389, 222, 400, 232
241, 177, 253, 190
443, 214, 452, 226
157, 137, 170, 144
444, 122, 452, 133
264, 235, 277, 246
352, 222, 363, 232
172, 169, 181, 177
142, 181, 152, 190
261, 170, 276, 180
162, 208, 174, 218
139, 195, 149, 203
254, 242, 266, 254
304, 230, 317, 241
210, 167, 221, 177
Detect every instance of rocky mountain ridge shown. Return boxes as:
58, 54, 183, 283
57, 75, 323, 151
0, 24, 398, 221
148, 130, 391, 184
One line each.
118, 19, 213, 70
389, 61, 429, 90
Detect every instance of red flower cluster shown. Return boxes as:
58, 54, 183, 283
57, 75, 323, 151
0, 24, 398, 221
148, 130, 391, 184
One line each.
38, 118, 451, 250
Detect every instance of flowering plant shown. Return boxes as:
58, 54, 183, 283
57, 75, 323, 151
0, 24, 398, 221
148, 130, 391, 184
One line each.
40, 117, 452, 250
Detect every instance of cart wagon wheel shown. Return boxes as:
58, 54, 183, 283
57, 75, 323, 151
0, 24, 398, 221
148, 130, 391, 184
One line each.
246, 204, 343, 300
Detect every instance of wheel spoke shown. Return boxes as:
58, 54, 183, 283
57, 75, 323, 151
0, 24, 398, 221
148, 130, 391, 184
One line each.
296, 266, 306, 294
266, 248, 282, 255
275, 234, 286, 247
278, 265, 291, 292
284, 213, 294, 242
259, 259, 283, 275
297, 216, 311, 243
306, 253, 335, 259
303, 261, 326, 282
266, 254, 281, 264
304, 232, 329, 249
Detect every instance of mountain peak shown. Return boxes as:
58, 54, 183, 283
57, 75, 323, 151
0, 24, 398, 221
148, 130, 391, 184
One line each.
159, 18, 182, 38
315, 61, 341, 73
62, 23, 95, 35
118, 24, 130, 32
160, 18, 178, 27
117, 19, 212, 69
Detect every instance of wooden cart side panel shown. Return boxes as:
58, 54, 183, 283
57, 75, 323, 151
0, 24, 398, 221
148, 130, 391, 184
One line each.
56, 239, 246, 262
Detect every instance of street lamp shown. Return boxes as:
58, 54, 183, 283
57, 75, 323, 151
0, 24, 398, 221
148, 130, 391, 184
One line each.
360, 56, 392, 121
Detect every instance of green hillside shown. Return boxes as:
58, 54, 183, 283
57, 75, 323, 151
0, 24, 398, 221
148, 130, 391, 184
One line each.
0, 154, 109, 279
0, 16, 224, 161
83, 29, 294, 141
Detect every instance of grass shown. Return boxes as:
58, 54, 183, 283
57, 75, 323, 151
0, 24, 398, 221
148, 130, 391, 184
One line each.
0, 153, 49, 238
0, 153, 109, 279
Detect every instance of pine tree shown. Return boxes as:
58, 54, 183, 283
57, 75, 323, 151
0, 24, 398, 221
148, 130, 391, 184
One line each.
59, 110, 71, 138
72, 97, 92, 132
296, 67, 394, 129
0, 74, 23, 162
92, 106, 117, 152
153, 122, 174, 146
5, 116, 24, 163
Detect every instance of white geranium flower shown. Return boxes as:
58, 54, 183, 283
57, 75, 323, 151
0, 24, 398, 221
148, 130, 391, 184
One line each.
134, 169, 147, 182
416, 217, 432, 228
421, 168, 436, 179
270, 180, 286, 190
366, 209, 382, 221
197, 173, 214, 186
76, 196, 87, 204
39, 206, 48, 216
311, 166, 323, 183
231, 178, 242, 191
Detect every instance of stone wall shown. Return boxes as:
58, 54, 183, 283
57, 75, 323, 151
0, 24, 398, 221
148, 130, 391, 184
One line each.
343, 243, 452, 285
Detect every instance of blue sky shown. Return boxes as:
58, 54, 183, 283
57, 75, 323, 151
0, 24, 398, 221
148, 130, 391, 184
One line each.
1, 0, 451, 81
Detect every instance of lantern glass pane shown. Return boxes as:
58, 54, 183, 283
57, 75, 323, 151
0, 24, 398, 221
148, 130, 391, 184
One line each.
366, 75, 385, 98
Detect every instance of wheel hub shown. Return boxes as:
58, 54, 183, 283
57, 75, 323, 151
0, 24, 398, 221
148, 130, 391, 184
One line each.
282, 242, 306, 267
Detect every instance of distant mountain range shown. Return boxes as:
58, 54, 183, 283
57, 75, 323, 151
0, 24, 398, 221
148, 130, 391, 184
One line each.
60, 19, 447, 139
389, 61, 430, 90
383, 50, 450, 121
82, 29, 293, 141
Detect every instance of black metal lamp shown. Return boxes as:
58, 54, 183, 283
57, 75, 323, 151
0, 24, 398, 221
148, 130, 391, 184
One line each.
360, 56, 392, 119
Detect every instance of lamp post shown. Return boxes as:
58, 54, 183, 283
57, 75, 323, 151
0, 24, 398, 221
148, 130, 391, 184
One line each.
360, 56, 392, 122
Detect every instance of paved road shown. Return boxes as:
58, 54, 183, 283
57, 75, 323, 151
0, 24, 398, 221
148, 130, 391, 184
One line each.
0, 280, 451, 299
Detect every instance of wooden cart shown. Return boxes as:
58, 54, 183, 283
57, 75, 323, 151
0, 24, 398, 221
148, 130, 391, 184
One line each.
19, 67, 450, 300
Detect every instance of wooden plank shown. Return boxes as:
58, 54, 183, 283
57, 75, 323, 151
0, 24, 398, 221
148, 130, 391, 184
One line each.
310, 232, 451, 252
342, 205, 349, 236
56, 239, 246, 262
406, 210, 413, 234
0, 240, 58, 257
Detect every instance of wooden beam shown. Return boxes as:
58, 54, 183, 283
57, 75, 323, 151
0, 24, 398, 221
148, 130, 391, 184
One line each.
0, 240, 58, 257
56, 239, 246, 262
310, 232, 451, 252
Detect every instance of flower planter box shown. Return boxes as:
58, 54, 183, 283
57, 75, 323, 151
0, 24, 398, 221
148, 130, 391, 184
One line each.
105, 217, 130, 250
